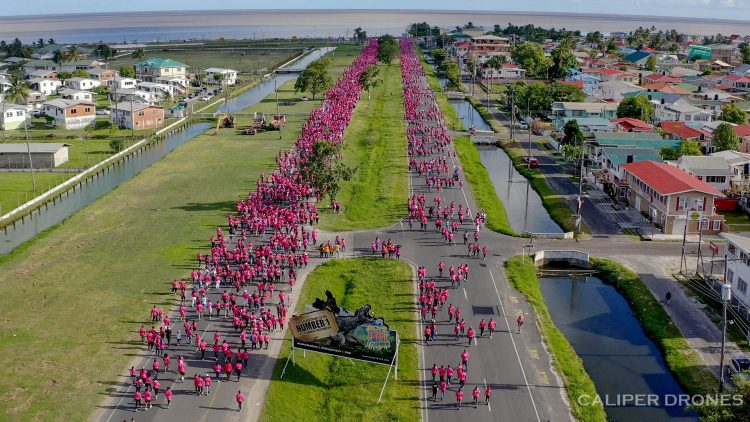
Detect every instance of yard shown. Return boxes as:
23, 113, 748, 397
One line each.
0, 172, 75, 214
259, 258, 419, 422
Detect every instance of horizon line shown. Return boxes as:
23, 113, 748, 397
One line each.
1, 8, 749, 25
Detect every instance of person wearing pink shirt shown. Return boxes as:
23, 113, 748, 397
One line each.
485, 385, 491, 405
488, 318, 496, 338
236, 391, 245, 411
466, 327, 475, 346
139, 325, 146, 343
204, 375, 212, 395
144, 389, 152, 410
164, 386, 172, 408
456, 389, 464, 409
472, 386, 480, 407
152, 379, 159, 399
178, 360, 186, 382
133, 390, 142, 411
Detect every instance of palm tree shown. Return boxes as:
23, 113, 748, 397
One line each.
47, 38, 55, 45
5, 75, 30, 105
131, 48, 145, 61
37, 38, 45, 48
64, 45, 84, 69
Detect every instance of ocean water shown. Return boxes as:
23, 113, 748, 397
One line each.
0, 9, 748, 44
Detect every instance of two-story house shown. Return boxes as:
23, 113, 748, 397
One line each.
551, 101, 618, 130
673, 155, 734, 193
204, 68, 238, 85
718, 232, 750, 313
65, 77, 101, 91
622, 160, 724, 235
109, 102, 165, 130
134, 57, 188, 82
107, 76, 137, 92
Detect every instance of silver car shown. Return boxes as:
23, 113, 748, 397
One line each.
728, 356, 750, 381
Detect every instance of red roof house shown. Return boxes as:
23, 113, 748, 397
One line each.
658, 121, 710, 141
610, 117, 654, 132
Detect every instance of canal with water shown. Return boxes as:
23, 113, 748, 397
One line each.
0, 48, 335, 255
540, 276, 697, 421
449, 99, 562, 234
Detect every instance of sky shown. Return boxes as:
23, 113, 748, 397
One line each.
2, 0, 750, 20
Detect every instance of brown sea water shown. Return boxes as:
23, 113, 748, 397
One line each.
0, 9, 748, 43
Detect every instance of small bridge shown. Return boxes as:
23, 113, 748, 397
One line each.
533, 250, 591, 269
445, 91, 465, 100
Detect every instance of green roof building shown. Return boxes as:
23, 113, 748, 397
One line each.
134, 57, 189, 82
688, 45, 712, 61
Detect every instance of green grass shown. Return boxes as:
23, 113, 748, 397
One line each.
2, 118, 158, 140
417, 49, 462, 132
453, 136, 515, 235
592, 258, 717, 395
259, 258, 419, 422
467, 97, 505, 133
0, 172, 75, 214
317, 60, 407, 231
504, 256, 607, 422
497, 138, 588, 235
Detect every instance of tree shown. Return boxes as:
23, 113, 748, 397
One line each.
443, 59, 460, 90
563, 119, 584, 145
109, 139, 125, 153
617, 96, 655, 122
713, 122, 740, 152
719, 103, 748, 125
4, 75, 30, 104
300, 140, 355, 200
36, 38, 45, 48
56, 71, 72, 86
430, 49, 447, 66
484, 55, 506, 74
119, 65, 135, 78
605, 37, 618, 54
513, 81, 585, 116
376, 35, 398, 65
585, 31, 603, 45
742, 44, 750, 64
294, 57, 332, 99
696, 375, 750, 421
131, 48, 146, 61
71, 69, 89, 78
645, 55, 657, 72
660, 139, 703, 160
358, 65, 380, 100
47, 38, 55, 45
549, 37, 578, 79
511, 42, 550, 79
353, 27, 367, 44
64, 45, 84, 67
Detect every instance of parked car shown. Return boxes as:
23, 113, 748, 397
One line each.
519, 122, 529, 130
523, 156, 540, 168
31, 109, 44, 118
200, 95, 212, 101
728, 356, 750, 380
96, 109, 110, 116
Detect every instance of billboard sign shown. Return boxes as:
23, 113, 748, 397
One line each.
290, 290, 398, 365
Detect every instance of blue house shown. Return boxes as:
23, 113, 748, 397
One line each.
624, 51, 652, 65
566, 69, 600, 95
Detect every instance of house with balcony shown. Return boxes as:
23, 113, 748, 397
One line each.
551, 101, 618, 130
622, 160, 724, 235
109, 102, 165, 130
204, 68, 238, 85
134, 57, 188, 82
107, 76, 137, 91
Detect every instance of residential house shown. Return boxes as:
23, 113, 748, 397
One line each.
31, 44, 90, 60
0, 75, 10, 93
58, 59, 103, 73
42, 99, 96, 130
710, 149, 750, 191
688, 45, 713, 61
708, 44, 736, 63
655, 97, 713, 123
659, 121, 711, 144
28, 78, 61, 95
699, 60, 734, 73
0, 143, 70, 168
86, 68, 117, 83
134, 57, 188, 82
584, 67, 636, 83
27, 69, 58, 80
643, 73, 682, 84
732, 64, 750, 77
59, 88, 94, 102
551, 101, 618, 129
467, 35, 512, 64
155, 76, 189, 95
718, 233, 750, 313
682, 75, 721, 89
598, 147, 663, 188
669, 66, 702, 77
610, 117, 654, 132
721, 75, 750, 90
733, 124, 750, 154
485, 63, 527, 79
673, 155, 734, 192
107, 76, 137, 91
204, 68, 238, 85
655, 54, 681, 69
111, 89, 158, 104
65, 77, 101, 91
561, 117, 612, 132
566, 70, 600, 95
3, 57, 26, 66
0, 103, 28, 130
109, 102, 165, 130
25, 91, 47, 109
23, 60, 57, 77
623, 50, 652, 66
622, 160, 725, 235
135, 82, 173, 99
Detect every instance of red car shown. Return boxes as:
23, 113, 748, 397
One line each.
523, 156, 539, 168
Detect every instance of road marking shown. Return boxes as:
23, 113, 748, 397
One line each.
487, 266, 542, 422
509, 296, 519, 304
484, 378, 491, 412
474, 337, 478, 346
528, 349, 540, 360
463, 287, 468, 300
538, 371, 550, 385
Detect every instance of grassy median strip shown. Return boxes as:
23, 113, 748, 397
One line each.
504, 256, 607, 422
467, 97, 505, 133
453, 136, 515, 235
498, 138, 587, 234
592, 258, 716, 395
318, 58, 408, 231
260, 258, 419, 422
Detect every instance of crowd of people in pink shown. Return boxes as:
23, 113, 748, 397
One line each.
125, 41, 380, 413
400, 38, 494, 410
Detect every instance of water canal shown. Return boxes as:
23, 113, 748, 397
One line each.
0, 48, 336, 255
449, 99, 562, 234
540, 276, 697, 421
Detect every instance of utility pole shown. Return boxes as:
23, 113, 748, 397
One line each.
509, 86, 515, 142
527, 97, 532, 167
719, 262, 732, 393
24, 118, 37, 194
575, 135, 584, 235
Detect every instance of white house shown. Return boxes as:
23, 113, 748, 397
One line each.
135, 81, 173, 99
155, 76, 189, 94
655, 98, 713, 123
28, 78, 62, 95
204, 68, 238, 85
719, 232, 750, 314
673, 155, 734, 193
112, 89, 158, 104
65, 77, 101, 91
107, 76, 137, 91
597, 80, 644, 102
59, 88, 94, 102
42, 99, 96, 130
0, 103, 28, 130
566, 71, 600, 95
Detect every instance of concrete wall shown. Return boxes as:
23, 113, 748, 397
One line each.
534, 250, 591, 269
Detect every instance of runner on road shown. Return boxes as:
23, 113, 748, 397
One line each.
472, 386, 480, 407
517, 314, 525, 334
236, 391, 245, 411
